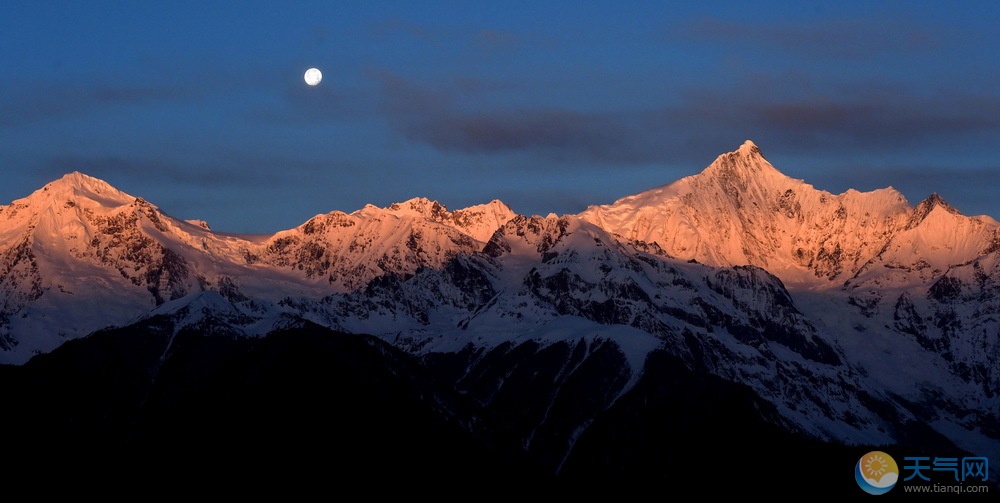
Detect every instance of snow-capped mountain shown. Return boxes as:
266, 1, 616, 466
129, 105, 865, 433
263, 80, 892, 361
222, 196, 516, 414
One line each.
0, 172, 211, 354
251, 197, 514, 292
0, 172, 513, 361
1, 142, 998, 484
578, 140, 1000, 289
309, 209, 997, 467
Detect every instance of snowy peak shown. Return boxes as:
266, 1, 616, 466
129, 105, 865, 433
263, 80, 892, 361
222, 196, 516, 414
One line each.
352, 197, 450, 221
576, 141, 927, 286
352, 197, 515, 242
19, 171, 135, 210
579, 140, 811, 266
700, 139, 792, 193
257, 200, 486, 292
0, 172, 280, 353
738, 139, 761, 155
0, 172, 139, 240
706, 139, 771, 173
386, 197, 447, 219
849, 192, 1000, 288
907, 193, 961, 229
3, 157, 1000, 478
448, 199, 517, 242
728, 138, 764, 163
483, 214, 572, 259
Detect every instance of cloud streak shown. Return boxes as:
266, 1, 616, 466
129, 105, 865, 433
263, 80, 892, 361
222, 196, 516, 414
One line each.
373, 70, 677, 164
685, 83, 1000, 153
0, 82, 200, 127
33, 153, 351, 233
369, 17, 441, 44
36, 152, 329, 190
373, 71, 1000, 167
680, 16, 941, 60
475, 28, 526, 51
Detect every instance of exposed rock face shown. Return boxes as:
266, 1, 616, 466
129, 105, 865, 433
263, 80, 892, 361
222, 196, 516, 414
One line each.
2, 144, 999, 483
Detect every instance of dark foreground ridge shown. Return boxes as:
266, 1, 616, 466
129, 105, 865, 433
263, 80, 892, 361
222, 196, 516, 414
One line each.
1, 319, 966, 497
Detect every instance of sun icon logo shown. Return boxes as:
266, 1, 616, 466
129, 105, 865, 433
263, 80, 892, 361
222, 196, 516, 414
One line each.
865, 453, 890, 478
855, 451, 899, 495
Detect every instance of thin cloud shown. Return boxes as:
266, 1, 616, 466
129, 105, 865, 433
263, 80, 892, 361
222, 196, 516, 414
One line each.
36, 153, 324, 189
369, 17, 440, 44
0, 58, 294, 128
373, 70, 678, 164
451, 76, 524, 94
373, 71, 1000, 168
245, 83, 376, 124
476, 28, 524, 51
32, 152, 347, 232
681, 16, 942, 60
0, 83, 200, 126
692, 84, 1000, 152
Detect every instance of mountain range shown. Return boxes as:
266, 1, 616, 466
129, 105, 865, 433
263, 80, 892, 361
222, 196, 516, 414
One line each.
2, 141, 997, 491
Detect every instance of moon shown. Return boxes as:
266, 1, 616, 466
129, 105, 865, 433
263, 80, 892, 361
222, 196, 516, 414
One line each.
304, 67, 322, 86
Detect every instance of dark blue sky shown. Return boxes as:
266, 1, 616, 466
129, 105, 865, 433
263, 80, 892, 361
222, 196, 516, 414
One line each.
3, 1, 999, 233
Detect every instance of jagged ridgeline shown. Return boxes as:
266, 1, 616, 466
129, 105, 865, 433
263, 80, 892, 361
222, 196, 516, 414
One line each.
1, 142, 998, 490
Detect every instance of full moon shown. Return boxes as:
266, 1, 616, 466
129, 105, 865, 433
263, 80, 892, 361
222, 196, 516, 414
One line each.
304, 67, 322, 86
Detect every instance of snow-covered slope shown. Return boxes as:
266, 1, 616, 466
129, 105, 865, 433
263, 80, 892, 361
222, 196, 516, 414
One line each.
314, 213, 928, 433
354, 197, 516, 242
0, 172, 217, 359
249, 197, 513, 292
2, 144, 998, 477
848, 194, 1000, 289
0, 173, 514, 361
578, 141, 999, 289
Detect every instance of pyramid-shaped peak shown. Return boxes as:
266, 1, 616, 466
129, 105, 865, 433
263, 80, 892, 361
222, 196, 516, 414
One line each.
703, 140, 784, 180
921, 192, 949, 206
728, 139, 766, 161
906, 192, 962, 229
19, 171, 135, 209
916, 193, 960, 215
737, 139, 762, 156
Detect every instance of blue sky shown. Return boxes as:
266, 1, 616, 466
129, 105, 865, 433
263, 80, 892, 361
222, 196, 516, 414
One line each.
3, 1, 999, 233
